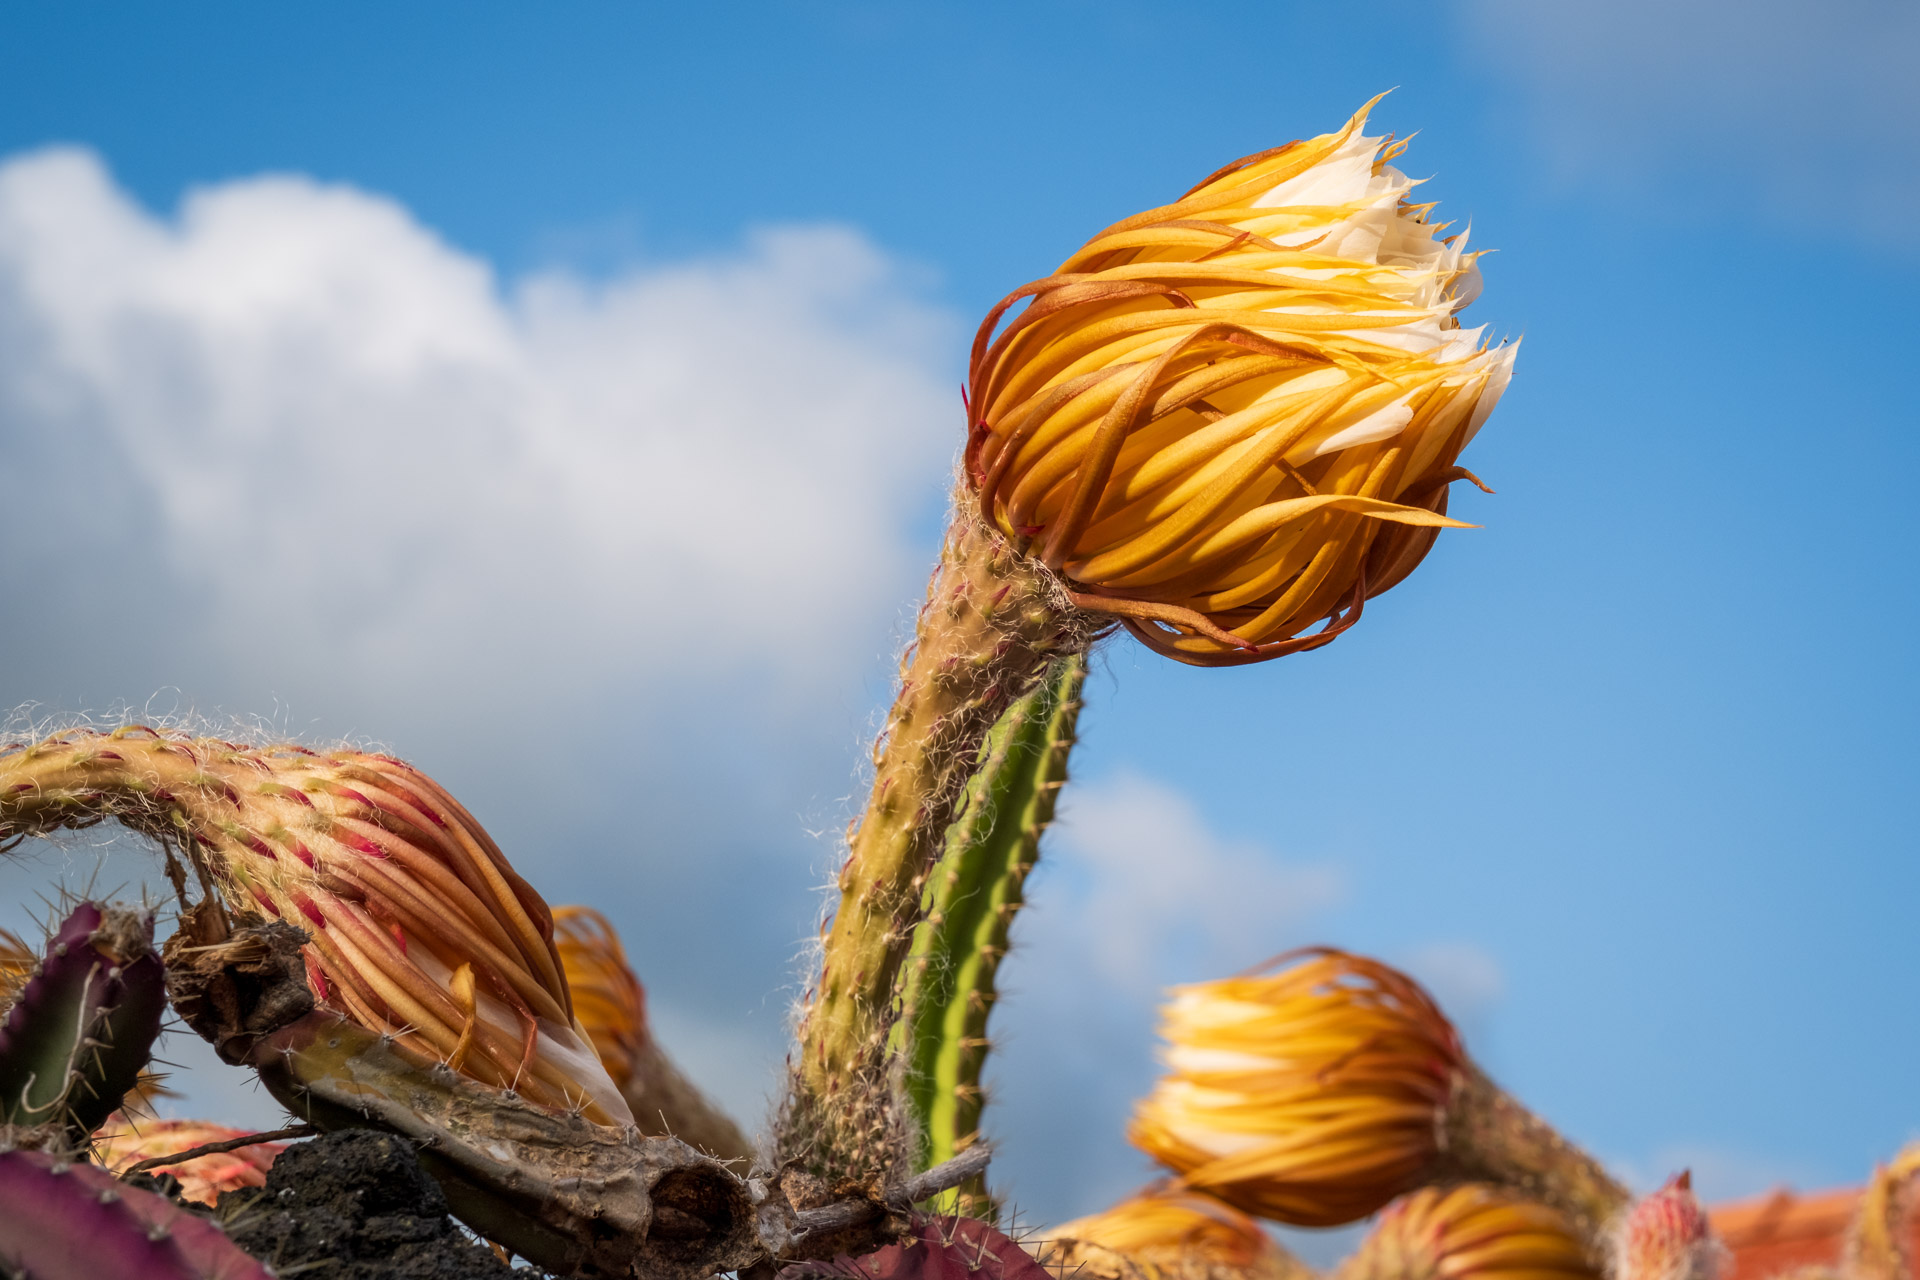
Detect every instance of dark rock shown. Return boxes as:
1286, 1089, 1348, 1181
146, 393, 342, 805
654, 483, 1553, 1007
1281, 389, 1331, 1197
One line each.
215, 1129, 533, 1280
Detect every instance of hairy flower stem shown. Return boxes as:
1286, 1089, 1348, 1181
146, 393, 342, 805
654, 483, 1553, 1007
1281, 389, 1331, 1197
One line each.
1439, 1064, 1631, 1252
900, 652, 1086, 1217
780, 497, 1089, 1193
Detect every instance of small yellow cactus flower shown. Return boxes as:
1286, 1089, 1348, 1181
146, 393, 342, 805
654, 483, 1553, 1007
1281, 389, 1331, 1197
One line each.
1616, 1174, 1727, 1280
1130, 949, 1464, 1225
966, 97, 1513, 666
553, 905, 648, 1085
552, 904, 753, 1161
94, 1116, 287, 1205
1340, 1186, 1598, 1280
0, 728, 630, 1125
1049, 1187, 1315, 1280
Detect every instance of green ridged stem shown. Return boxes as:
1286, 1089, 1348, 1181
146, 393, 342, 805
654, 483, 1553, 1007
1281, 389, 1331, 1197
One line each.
901, 651, 1086, 1216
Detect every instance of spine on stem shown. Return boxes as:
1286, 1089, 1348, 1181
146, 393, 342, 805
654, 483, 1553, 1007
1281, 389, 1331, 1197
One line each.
778, 497, 1088, 1195
901, 651, 1086, 1216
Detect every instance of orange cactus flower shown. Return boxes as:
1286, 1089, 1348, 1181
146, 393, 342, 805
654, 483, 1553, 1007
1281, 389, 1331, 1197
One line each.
966, 97, 1514, 666
94, 1116, 287, 1205
1050, 1187, 1313, 1280
552, 905, 648, 1085
1339, 1185, 1597, 1280
1129, 949, 1463, 1225
0, 728, 630, 1125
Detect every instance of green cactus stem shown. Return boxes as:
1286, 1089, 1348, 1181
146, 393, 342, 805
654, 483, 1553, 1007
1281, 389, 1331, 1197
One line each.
0, 901, 166, 1149
0, 1146, 274, 1280
900, 652, 1086, 1216
780, 497, 1090, 1195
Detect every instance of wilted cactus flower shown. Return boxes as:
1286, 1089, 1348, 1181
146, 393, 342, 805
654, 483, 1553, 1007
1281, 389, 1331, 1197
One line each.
1130, 948, 1464, 1225
1616, 1174, 1726, 1280
94, 1116, 287, 1205
966, 97, 1514, 665
0, 728, 630, 1125
553, 905, 753, 1160
1339, 1185, 1598, 1280
1049, 1187, 1313, 1280
553, 905, 649, 1085
1131, 949, 1628, 1238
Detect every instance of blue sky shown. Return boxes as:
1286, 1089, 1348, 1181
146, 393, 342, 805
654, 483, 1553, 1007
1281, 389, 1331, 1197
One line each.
2, 0, 1917, 1245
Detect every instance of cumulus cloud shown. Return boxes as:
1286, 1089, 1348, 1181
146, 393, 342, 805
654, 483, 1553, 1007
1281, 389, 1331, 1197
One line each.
0, 147, 955, 717
983, 771, 1344, 1224
1465, 0, 1920, 232
0, 146, 959, 1129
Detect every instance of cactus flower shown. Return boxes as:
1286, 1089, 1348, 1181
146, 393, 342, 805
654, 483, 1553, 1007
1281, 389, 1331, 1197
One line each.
552, 905, 752, 1160
553, 906, 648, 1085
1339, 1185, 1597, 1280
1616, 1174, 1726, 1280
1131, 949, 1627, 1239
1049, 1187, 1313, 1280
1130, 948, 1464, 1225
94, 1116, 287, 1205
966, 97, 1514, 666
0, 728, 630, 1125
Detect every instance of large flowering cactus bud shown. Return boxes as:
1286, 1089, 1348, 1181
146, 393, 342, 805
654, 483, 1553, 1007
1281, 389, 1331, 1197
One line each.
966, 98, 1513, 666
0, 900, 166, 1148
0, 728, 628, 1125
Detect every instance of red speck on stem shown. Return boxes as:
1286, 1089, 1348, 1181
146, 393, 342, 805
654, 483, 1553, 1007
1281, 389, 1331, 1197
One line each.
293, 895, 326, 928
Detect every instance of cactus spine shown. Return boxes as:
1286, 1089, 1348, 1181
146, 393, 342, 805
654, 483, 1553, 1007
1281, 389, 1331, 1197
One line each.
0, 1146, 274, 1280
0, 901, 166, 1149
780, 498, 1089, 1193
901, 652, 1086, 1215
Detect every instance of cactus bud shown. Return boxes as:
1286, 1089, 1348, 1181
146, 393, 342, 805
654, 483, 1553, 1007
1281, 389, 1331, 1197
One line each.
1339, 1185, 1596, 1280
1130, 949, 1627, 1241
553, 905, 753, 1162
0, 729, 629, 1124
1616, 1174, 1726, 1280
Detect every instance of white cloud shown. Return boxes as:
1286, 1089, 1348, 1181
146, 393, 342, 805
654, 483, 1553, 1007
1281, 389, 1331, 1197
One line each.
0, 147, 955, 721
983, 771, 1345, 1225
1464, 0, 1920, 231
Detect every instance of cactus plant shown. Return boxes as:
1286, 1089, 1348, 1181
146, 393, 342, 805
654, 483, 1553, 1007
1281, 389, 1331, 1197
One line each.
0, 900, 166, 1149
0, 1146, 274, 1280
901, 652, 1085, 1214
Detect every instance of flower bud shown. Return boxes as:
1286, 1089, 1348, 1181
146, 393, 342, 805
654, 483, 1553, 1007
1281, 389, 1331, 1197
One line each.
1617, 1174, 1726, 1280
1049, 1187, 1313, 1280
966, 98, 1514, 665
1339, 1185, 1596, 1280
1129, 948, 1463, 1225
0, 728, 630, 1125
